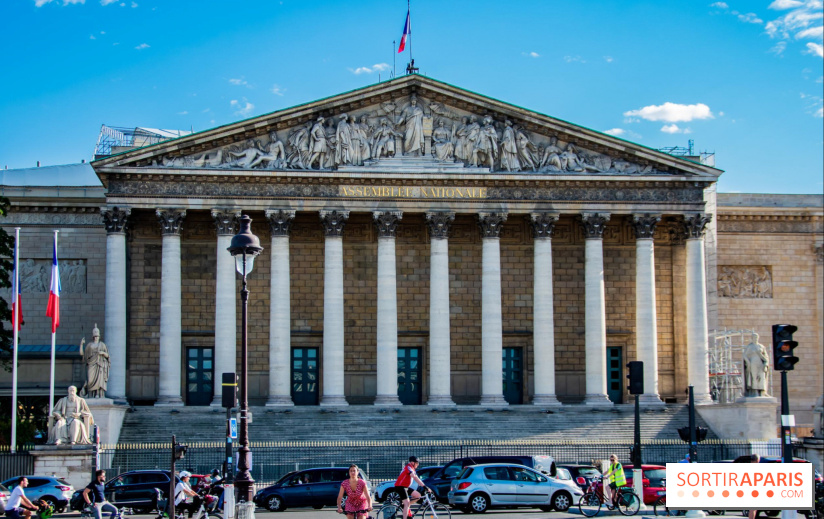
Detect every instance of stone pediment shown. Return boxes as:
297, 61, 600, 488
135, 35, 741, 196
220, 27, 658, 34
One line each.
92, 75, 721, 180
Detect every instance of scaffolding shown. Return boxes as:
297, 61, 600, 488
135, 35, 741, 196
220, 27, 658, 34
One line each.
94, 125, 191, 158
658, 139, 716, 167
709, 328, 773, 403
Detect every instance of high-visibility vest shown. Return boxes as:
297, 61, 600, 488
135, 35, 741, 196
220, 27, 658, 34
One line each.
609, 462, 626, 487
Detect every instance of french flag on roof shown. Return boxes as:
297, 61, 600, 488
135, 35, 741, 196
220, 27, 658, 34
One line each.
398, 10, 410, 53
45, 238, 60, 333
11, 237, 23, 332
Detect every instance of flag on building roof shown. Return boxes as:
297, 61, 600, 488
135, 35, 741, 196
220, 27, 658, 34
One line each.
11, 237, 23, 332
45, 237, 60, 333
398, 10, 410, 53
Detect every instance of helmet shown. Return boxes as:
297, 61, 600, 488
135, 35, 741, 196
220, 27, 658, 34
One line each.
211, 469, 220, 477
179, 471, 191, 478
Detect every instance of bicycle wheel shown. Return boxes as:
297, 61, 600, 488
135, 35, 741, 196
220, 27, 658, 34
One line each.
375, 503, 400, 519
579, 492, 602, 517
422, 503, 451, 519
617, 491, 641, 516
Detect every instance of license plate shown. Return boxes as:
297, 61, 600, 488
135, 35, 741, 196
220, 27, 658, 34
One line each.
657, 491, 666, 496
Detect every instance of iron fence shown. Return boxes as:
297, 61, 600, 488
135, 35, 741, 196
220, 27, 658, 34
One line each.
0, 448, 35, 481
100, 439, 784, 488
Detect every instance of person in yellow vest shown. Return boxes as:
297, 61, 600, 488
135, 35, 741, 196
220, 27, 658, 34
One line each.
602, 454, 626, 509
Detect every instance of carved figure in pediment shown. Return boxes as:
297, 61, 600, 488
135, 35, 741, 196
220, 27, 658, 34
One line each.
432, 119, 455, 162
287, 123, 311, 169
560, 143, 585, 172
307, 117, 329, 169
190, 149, 225, 168
539, 136, 564, 171
515, 125, 538, 171
324, 118, 338, 168
464, 115, 481, 162
500, 120, 521, 171
350, 115, 371, 165
397, 94, 425, 156
372, 118, 400, 159
453, 116, 470, 161
247, 134, 286, 169
612, 159, 652, 174
226, 140, 268, 168
471, 116, 498, 168
335, 113, 353, 166
581, 150, 612, 173
161, 155, 194, 168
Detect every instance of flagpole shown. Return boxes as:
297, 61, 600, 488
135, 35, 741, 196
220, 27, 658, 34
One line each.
408, 0, 412, 67
11, 228, 20, 454
49, 230, 59, 425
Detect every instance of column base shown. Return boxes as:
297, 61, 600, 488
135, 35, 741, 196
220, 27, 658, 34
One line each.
154, 396, 184, 407
584, 394, 613, 407
532, 394, 563, 407
320, 395, 349, 407
265, 395, 295, 407
638, 394, 666, 407
374, 395, 402, 407
427, 396, 456, 407
693, 392, 714, 406
479, 394, 509, 407
210, 396, 225, 408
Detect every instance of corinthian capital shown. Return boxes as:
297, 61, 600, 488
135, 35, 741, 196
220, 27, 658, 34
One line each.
101, 207, 131, 234
319, 210, 349, 237
373, 211, 403, 238
580, 212, 610, 239
683, 213, 712, 239
211, 209, 241, 236
266, 209, 296, 237
156, 209, 186, 235
425, 212, 455, 240
632, 214, 661, 240
529, 213, 559, 240
478, 213, 507, 239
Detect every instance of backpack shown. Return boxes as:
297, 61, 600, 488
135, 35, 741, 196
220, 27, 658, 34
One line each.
70, 490, 92, 511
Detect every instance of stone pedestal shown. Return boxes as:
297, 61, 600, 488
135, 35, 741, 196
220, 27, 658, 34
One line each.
87, 398, 128, 446
696, 397, 779, 439
32, 445, 96, 490
798, 437, 824, 474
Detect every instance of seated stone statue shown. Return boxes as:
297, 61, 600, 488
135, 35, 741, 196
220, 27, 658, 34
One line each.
47, 385, 94, 445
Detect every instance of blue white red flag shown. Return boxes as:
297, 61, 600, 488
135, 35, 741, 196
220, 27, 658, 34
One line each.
45, 237, 60, 333
398, 10, 410, 53
11, 237, 23, 332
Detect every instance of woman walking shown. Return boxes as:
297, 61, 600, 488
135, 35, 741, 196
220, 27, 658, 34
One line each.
337, 465, 371, 519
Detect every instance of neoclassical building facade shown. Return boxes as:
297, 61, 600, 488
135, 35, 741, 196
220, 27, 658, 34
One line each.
2, 76, 821, 425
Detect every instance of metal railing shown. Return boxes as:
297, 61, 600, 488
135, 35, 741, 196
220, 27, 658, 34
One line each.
0, 447, 35, 480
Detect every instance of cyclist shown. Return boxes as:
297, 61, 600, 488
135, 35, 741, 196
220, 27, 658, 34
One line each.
6, 477, 37, 519
174, 472, 200, 519
602, 454, 626, 509
83, 470, 119, 519
392, 456, 428, 519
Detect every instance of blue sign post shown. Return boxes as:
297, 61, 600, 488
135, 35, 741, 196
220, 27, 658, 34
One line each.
229, 418, 238, 439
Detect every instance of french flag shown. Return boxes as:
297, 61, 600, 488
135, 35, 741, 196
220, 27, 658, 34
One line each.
45, 238, 60, 333
398, 10, 410, 53
11, 238, 23, 332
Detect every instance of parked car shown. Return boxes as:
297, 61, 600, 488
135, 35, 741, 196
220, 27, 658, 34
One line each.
1, 476, 74, 513
374, 466, 442, 503
428, 455, 556, 503
0, 483, 10, 513
102, 469, 176, 512
253, 466, 370, 512
448, 463, 583, 513
558, 464, 602, 491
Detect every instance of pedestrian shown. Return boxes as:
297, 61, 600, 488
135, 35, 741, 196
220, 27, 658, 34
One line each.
83, 470, 119, 519
336, 465, 372, 519
5, 477, 37, 519
678, 453, 690, 463
392, 456, 429, 519
175, 471, 201, 519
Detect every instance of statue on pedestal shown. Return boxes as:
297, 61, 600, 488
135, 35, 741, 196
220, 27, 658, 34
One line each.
80, 324, 110, 398
742, 335, 770, 397
47, 386, 94, 445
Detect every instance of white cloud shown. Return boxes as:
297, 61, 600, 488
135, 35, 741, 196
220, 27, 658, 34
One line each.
177, 111, 188, 115
816, 106, 824, 116
229, 78, 248, 86
795, 25, 824, 38
769, 0, 805, 9
604, 128, 625, 136
661, 124, 692, 134
231, 99, 254, 117
807, 41, 824, 56
35, 0, 53, 6
770, 40, 789, 54
623, 102, 714, 122
522, 51, 540, 58
765, 0, 824, 45
737, 12, 764, 23
131, 1, 137, 6
348, 63, 391, 74
372, 63, 390, 71
563, 55, 586, 63
603, 55, 613, 62
711, 1, 729, 8
100, 0, 117, 5
271, 84, 285, 96
135, 43, 149, 50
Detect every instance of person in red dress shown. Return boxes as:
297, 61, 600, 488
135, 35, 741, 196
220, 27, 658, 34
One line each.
337, 465, 372, 519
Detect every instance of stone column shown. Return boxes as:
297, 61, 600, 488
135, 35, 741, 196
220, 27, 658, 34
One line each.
581, 212, 612, 406
155, 209, 186, 406
530, 212, 562, 407
320, 210, 349, 406
102, 207, 130, 404
210, 210, 240, 406
374, 211, 403, 406
478, 212, 508, 407
266, 210, 296, 407
684, 213, 714, 405
632, 214, 664, 406
426, 212, 456, 406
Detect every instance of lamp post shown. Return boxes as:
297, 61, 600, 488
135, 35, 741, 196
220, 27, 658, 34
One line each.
228, 215, 263, 507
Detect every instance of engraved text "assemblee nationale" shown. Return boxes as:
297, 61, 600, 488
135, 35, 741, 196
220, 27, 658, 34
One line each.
340, 186, 488, 199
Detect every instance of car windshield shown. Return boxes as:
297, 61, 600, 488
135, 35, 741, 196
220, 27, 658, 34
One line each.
645, 469, 666, 485
555, 468, 572, 481
576, 468, 601, 477
274, 472, 297, 485
57, 479, 71, 486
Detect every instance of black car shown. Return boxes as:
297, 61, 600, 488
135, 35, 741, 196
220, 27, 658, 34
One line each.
70, 470, 176, 512
427, 455, 556, 503
557, 464, 602, 491
253, 467, 370, 512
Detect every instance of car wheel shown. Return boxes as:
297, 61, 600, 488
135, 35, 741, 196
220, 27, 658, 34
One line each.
385, 490, 401, 505
265, 495, 285, 512
468, 493, 489, 513
551, 490, 572, 512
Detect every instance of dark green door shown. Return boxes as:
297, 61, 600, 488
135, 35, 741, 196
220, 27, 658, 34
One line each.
502, 347, 523, 404
397, 347, 422, 405
185, 347, 214, 406
607, 346, 623, 404
291, 348, 319, 405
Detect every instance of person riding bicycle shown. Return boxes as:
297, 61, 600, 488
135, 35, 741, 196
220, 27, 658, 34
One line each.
174, 472, 201, 519
83, 470, 119, 519
5, 477, 38, 519
602, 454, 626, 509
392, 456, 428, 519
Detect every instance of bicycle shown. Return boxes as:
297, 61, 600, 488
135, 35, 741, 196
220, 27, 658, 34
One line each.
375, 489, 451, 519
578, 477, 641, 517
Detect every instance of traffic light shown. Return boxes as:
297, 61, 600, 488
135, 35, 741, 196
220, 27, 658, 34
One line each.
174, 443, 188, 460
677, 426, 708, 443
626, 361, 644, 395
222, 372, 238, 409
629, 446, 641, 467
772, 324, 799, 371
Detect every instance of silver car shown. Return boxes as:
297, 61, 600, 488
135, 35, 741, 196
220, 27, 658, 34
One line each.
2, 476, 75, 513
448, 463, 583, 513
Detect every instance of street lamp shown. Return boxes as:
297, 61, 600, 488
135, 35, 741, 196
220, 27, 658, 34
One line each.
228, 215, 263, 508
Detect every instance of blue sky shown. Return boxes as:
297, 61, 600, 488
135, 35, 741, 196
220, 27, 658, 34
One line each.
1, 0, 822, 194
